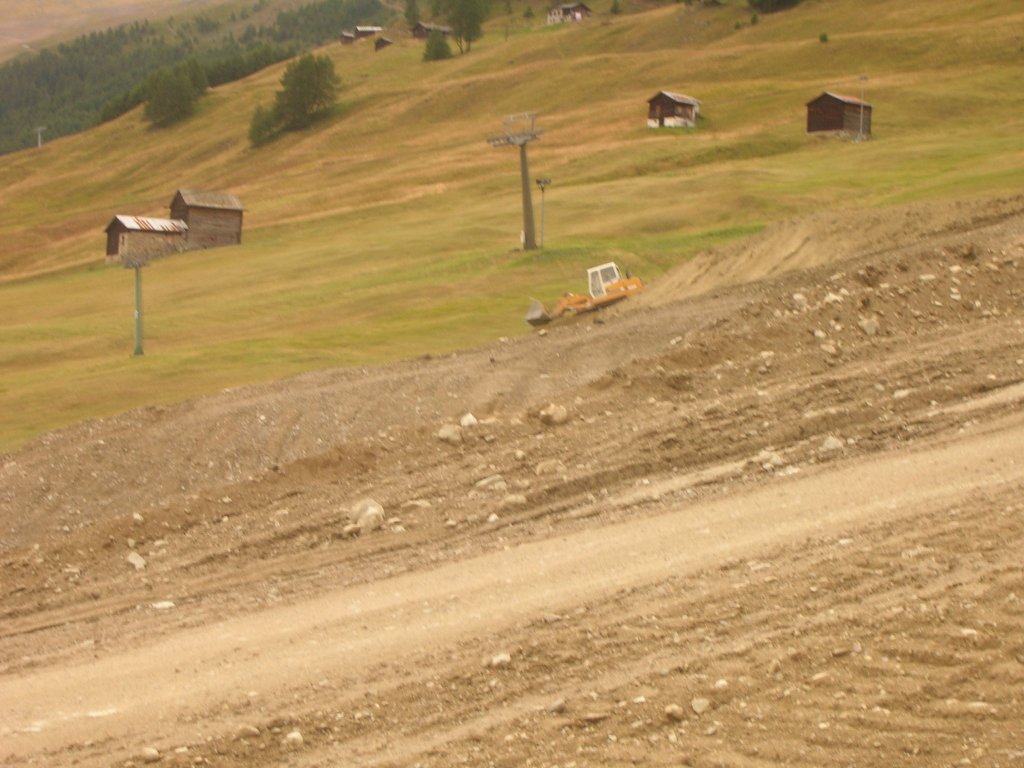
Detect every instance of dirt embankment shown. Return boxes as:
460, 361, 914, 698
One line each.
1, 195, 1023, 768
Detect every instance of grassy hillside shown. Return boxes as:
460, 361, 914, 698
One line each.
2, 0, 1023, 450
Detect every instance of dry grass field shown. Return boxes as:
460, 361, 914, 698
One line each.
1, 0, 1022, 449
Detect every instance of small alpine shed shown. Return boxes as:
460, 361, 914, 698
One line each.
547, 2, 591, 24
647, 91, 701, 128
105, 216, 188, 264
169, 189, 244, 249
806, 92, 872, 137
411, 22, 452, 38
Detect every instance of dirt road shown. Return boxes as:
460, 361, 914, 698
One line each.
2, 195, 1023, 767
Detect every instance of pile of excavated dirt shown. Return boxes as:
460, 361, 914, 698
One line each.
2, 194, 1023, 768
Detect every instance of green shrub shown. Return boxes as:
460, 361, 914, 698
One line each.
423, 29, 454, 60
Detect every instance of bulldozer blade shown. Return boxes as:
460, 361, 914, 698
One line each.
525, 299, 552, 326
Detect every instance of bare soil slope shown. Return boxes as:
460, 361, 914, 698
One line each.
2, 195, 1024, 768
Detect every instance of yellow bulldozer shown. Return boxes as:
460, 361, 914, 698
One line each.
525, 262, 644, 326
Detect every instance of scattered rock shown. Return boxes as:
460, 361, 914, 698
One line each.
501, 493, 528, 507
283, 730, 304, 748
460, 412, 478, 428
235, 725, 261, 739
858, 316, 880, 336
475, 475, 508, 493
691, 697, 711, 715
402, 499, 432, 510
137, 747, 161, 763
548, 698, 568, 714
664, 704, 686, 722
792, 293, 809, 310
820, 435, 845, 453
489, 652, 512, 668
151, 601, 175, 611
126, 551, 147, 571
535, 459, 567, 476
437, 424, 463, 445
350, 498, 385, 533
539, 403, 569, 426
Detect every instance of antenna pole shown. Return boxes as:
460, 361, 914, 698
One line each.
35, 126, 46, 148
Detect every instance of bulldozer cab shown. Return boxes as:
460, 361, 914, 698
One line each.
588, 262, 623, 298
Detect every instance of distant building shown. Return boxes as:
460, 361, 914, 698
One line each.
105, 216, 187, 264
375, 36, 393, 51
355, 25, 384, 38
806, 92, 872, 138
547, 2, 591, 24
647, 91, 701, 128
169, 189, 244, 250
411, 22, 453, 39
340, 31, 357, 44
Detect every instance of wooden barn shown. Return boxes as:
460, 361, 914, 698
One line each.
375, 36, 393, 51
411, 22, 453, 39
355, 25, 383, 38
340, 31, 357, 44
169, 189, 243, 249
806, 92, 872, 138
647, 91, 701, 128
105, 216, 188, 264
547, 2, 591, 24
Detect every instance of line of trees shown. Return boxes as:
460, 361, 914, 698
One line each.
0, 0, 386, 154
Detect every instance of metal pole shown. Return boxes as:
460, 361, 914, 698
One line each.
539, 186, 545, 248
518, 143, 538, 250
133, 264, 144, 356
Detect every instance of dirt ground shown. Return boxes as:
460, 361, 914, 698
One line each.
2, 194, 1023, 768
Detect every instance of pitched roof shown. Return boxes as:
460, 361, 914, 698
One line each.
649, 90, 701, 106
172, 189, 244, 211
106, 215, 188, 234
815, 91, 871, 107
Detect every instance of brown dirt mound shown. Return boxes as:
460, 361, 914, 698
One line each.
2, 194, 1023, 767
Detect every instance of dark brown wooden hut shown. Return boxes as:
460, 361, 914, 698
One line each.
647, 91, 701, 128
806, 92, 872, 137
169, 189, 243, 250
105, 216, 188, 264
374, 36, 393, 51
411, 22, 453, 39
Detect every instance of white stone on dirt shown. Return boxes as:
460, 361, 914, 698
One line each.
535, 459, 567, 476
548, 698, 567, 714
486, 513, 500, 524
475, 475, 507, 492
349, 498, 385, 533
501, 494, 528, 507
858, 317, 881, 336
437, 424, 463, 445
664, 703, 686, 722
151, 601, 175, 610
820, 435, 845, 453
236, 725, 261, 739
490, 652, 512, 668
754, 449, 784, 471
460, 413, 478, 428
713, 678, 729, 690
402, 499, 432, 510
691, 697, 711, 715
132, 512, 144, 523
539, 403, 569, 426
126, 551, 147, 571
284, 730, 304, 748
792, 293, 809, 310
137, 747, 161, 763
